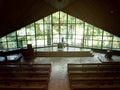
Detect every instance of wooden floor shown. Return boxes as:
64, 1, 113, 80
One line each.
34, 55, 101, 90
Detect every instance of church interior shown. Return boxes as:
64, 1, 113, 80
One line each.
0, 0, 120, 90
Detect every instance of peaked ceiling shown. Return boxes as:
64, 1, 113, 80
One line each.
0, 0, 120, 37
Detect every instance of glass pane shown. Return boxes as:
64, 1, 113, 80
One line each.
85, 23, 93, 35
60, 25, 67, 34
68, 38, 75, 46
36, 35, 44, 40
52, 12, 59, 23
27, 36, 35, 47
44, 16, 51, 24
26, 23, 35, 35
93, 41, 101, 48
84, 35, 92, 40
36, 35, 45, 47
36, 40, 44, 47
0, 36, 6, 42
113, 36, 120, 41
76, 39, 84, 47
76, 35, 83, 39
53, 24, 59, 35
17, 36, 27, 48
60, 11, 67, 23
45, 36, 52, 46
104, 31, 112, 36
44, 24, 52, 35
17, 27, 26, 36
22, 41, 27, 48
68, 24, 75, 35
112, 42, 120, 49
36, 19, 43, 24
36, 24, 44, 35
44, 24, 52, 45
8, 42, 17, 49
84, 40, 92, 47
53, 38, 59, 43
76, 18, 83, 23
7, 32, 16, 37
18, 36, 27, 41
68, 15, 75, 23
94, 27, 103, 35
112, 36, 120, 50
93, 36, 102, 40
7, 36, 16, 41
26, 29, 35, 35
0, 42, 7, 49
102, 41, 112, 49
76, 24, 84, 35
103, 36, 112, 41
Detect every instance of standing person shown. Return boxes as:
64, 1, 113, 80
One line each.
62, 37, 64, 43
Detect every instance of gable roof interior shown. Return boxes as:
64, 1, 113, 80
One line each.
0, 0, 120, 37
63, 0, 120, 36
0, 0, 57, 37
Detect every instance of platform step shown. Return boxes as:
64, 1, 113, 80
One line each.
36, 51, 93, 57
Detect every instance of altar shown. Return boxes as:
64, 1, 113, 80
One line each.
53, 42, 69, 49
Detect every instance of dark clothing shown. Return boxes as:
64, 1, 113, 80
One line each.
62, 37, 64, 42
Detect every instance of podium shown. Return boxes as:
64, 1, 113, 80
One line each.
21, 44, 34, 60
21, 48, 34, 59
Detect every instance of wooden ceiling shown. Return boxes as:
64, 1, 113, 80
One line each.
0, 0, 120, 37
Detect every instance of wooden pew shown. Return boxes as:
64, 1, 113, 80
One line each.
19, 86, 47, 90
68, 63, 120, 90
0, 63, 51, 69
68, 63, 120, 67
0, 77, 49, 86
68, 63, 120, 72
99, 85, 120, 89
68, 63, 120, 71
71, 85, 98, 90
0, 64, 51, 72
68, 72, 120, 78
71, 85, 120, 90
0, 63, 51, 90
70, 77, 120, 85
68, 67, 120, 72
0, 71, 50, 76
0, 85, 47, 90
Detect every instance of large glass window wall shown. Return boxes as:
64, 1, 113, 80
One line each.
0, 11, 120, 50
